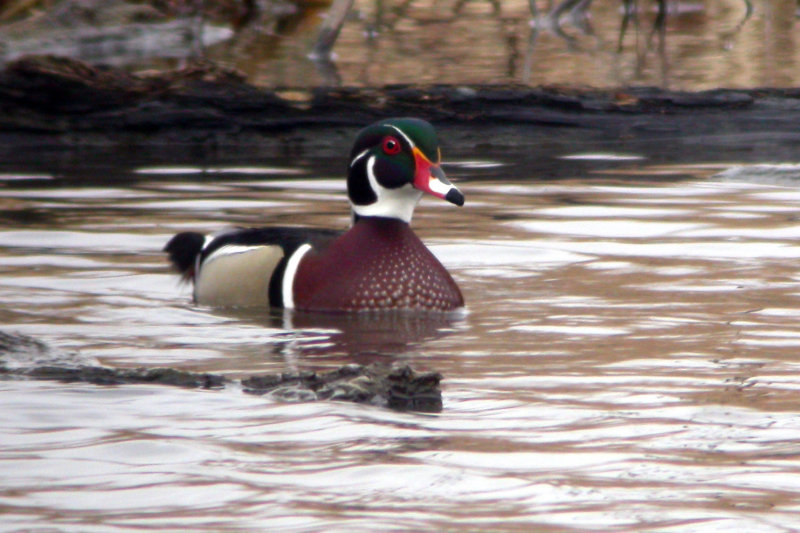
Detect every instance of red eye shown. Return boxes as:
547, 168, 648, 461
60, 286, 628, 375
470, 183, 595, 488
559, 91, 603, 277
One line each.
382, 136, 402, 155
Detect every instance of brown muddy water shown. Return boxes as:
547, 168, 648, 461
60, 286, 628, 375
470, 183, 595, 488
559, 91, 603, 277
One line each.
2, 143, 800, 531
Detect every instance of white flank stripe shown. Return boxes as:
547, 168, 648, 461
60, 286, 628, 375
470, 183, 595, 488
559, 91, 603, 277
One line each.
206, 244, 266, 258
201, 234, 215, 252
282, 244, 312, 309
199, 244, 267, 280
194, 234, 216, 277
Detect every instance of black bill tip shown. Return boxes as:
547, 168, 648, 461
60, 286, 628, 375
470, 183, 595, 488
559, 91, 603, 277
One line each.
445, 188, 465, 207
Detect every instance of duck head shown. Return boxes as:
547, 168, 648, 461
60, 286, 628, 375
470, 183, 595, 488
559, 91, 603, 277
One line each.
347, 118, 464, 223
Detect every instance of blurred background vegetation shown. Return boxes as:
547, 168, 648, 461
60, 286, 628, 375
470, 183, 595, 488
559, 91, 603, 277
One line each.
0, 0, 797, 89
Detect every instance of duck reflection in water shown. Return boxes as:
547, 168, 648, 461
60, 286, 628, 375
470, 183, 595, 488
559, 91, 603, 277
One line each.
283, 309, 464, 360
211, 307, 465, 363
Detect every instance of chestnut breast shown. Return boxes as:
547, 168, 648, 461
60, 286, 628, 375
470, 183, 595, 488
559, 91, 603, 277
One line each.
292, 217, 463, 312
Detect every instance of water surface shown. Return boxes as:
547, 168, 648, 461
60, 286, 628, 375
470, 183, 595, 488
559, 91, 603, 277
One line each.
2, 153, 800, 531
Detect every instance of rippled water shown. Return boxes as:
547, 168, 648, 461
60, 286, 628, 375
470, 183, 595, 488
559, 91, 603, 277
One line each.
3, 152, 800, 531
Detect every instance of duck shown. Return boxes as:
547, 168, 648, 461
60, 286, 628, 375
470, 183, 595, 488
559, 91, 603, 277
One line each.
164, 117, 465, 312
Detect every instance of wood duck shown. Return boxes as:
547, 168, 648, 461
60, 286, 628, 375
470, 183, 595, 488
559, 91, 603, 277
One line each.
165, 118, 465, 312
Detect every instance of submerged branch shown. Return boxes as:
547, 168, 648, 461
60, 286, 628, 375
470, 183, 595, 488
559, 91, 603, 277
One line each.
0, 331, 443, 412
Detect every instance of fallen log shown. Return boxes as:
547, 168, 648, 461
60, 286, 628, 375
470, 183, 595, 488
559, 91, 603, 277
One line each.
2, 54, 800, 146
0, 331, 443, 412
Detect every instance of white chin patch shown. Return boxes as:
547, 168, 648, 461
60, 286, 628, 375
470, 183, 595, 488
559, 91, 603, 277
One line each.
351, 156, 422, 223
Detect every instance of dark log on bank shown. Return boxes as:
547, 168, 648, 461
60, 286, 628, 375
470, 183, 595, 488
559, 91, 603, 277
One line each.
0, 331, 443, 412
2, 55, 800, 146
3, 55, 800, 182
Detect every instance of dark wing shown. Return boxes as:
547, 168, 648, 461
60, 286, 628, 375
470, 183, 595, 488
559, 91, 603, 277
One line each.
165, 226, 343, 307
198, 226, 341, 265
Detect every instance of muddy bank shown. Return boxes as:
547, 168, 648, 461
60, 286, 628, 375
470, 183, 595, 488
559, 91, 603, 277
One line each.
2, 56, 800, 159
0, 331, 443, 412
2, 55, 800, 184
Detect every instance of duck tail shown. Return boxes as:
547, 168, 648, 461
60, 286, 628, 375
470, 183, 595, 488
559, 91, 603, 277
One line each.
164, 232, 205, 282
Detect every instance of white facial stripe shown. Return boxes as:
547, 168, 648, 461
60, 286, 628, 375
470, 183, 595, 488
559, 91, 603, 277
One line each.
384, 124, 415, 148
366, 155, 381, 195
350, 148, 369, 168
282, 243, 312, 309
